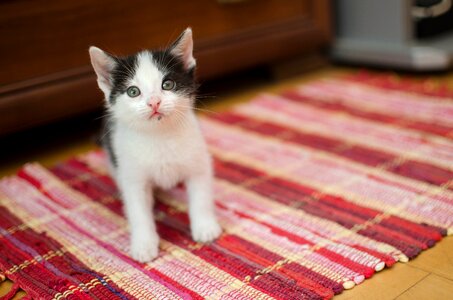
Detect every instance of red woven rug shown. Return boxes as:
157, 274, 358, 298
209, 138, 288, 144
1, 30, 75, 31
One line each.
1, 72, 452, 299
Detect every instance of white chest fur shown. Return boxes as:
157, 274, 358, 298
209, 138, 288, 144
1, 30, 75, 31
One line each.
112, 114, 209, 189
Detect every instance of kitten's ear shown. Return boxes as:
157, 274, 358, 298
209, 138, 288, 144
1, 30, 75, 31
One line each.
89, 46, 116, 98
170, 28, 196, 70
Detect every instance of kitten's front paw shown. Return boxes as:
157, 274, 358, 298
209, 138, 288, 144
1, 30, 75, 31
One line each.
130, 235, 159, 263
191, 216, 222, 243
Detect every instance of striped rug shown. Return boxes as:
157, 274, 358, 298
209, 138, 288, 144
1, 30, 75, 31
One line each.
0, 73, 452, 299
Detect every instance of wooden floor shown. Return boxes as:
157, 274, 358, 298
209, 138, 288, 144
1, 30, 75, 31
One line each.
0, 66, 452, 299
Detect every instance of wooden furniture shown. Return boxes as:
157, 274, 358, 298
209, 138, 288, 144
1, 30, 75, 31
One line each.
0, 0, 331, 135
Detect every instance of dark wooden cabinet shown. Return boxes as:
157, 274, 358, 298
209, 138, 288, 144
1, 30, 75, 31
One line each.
0, 0, 331, 135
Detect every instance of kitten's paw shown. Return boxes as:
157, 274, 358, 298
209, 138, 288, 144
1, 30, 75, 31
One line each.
191, 216, 222, 243
130, 235, 159, 263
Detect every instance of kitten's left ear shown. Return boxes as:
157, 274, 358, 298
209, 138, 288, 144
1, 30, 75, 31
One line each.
170, 27, 196, 70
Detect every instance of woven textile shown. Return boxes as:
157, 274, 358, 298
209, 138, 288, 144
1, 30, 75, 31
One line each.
0, 73, 452, 299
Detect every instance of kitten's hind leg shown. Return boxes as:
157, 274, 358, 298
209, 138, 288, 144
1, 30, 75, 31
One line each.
118, 171, 159, 262
186, 173, 222, 243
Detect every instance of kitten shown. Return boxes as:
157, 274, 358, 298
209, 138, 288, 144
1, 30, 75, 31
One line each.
89, 28, 222, 262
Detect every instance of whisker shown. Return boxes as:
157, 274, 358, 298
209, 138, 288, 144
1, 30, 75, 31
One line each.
94, 111, 113, 121
99, 122, 115, 142
172, 109, 190, 128
176, 104, 219, 115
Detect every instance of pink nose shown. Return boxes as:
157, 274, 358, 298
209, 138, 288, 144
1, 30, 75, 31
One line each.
147, 100, 161, 111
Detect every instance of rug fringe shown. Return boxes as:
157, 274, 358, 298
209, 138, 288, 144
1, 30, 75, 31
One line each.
0, 271, 5, 282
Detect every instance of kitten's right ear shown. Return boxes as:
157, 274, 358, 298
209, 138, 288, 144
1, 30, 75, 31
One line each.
89, 46, 116, 98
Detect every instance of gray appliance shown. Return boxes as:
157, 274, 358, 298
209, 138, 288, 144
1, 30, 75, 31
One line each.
332, 0, 453, 70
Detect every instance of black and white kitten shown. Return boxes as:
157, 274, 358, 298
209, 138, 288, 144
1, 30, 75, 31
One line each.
89, 28, 221, 262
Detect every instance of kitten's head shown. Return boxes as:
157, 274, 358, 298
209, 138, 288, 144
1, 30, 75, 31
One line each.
89, 28, 197, 130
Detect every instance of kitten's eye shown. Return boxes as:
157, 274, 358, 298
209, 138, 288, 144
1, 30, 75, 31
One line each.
126, 86, 141, 97
162, 79, 176, 91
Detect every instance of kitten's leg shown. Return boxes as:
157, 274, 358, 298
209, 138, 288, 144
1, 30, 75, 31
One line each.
186, 172, 222, 242
117, 171, 159, 262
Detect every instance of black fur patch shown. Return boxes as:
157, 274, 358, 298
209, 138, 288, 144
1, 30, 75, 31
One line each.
108, 54, 138, 104
152, 50, 197, 98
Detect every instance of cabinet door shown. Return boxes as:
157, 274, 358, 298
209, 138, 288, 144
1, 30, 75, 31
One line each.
0, 0, 331, 134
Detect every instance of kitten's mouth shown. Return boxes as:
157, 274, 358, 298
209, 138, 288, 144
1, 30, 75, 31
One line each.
149, 111, 163, 120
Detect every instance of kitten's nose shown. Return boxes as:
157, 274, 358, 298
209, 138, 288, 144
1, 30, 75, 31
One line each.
147, 100, 161, 111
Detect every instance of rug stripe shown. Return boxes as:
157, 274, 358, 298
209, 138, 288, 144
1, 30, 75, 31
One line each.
234, 95, 453, 171
0, 205, 134, 300
204, 115, 453, 213
213, 158, 443, 246
201, 118, 453, 231
208, 111, 453, 189
204, 115, 453, 206
346, 72, 453, 100
283, 90, 453, 138
293, 79, 453, 127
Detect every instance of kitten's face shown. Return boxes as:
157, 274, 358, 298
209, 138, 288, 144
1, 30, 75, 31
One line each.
89, 28, 197, 130
109, 50, 196, 127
